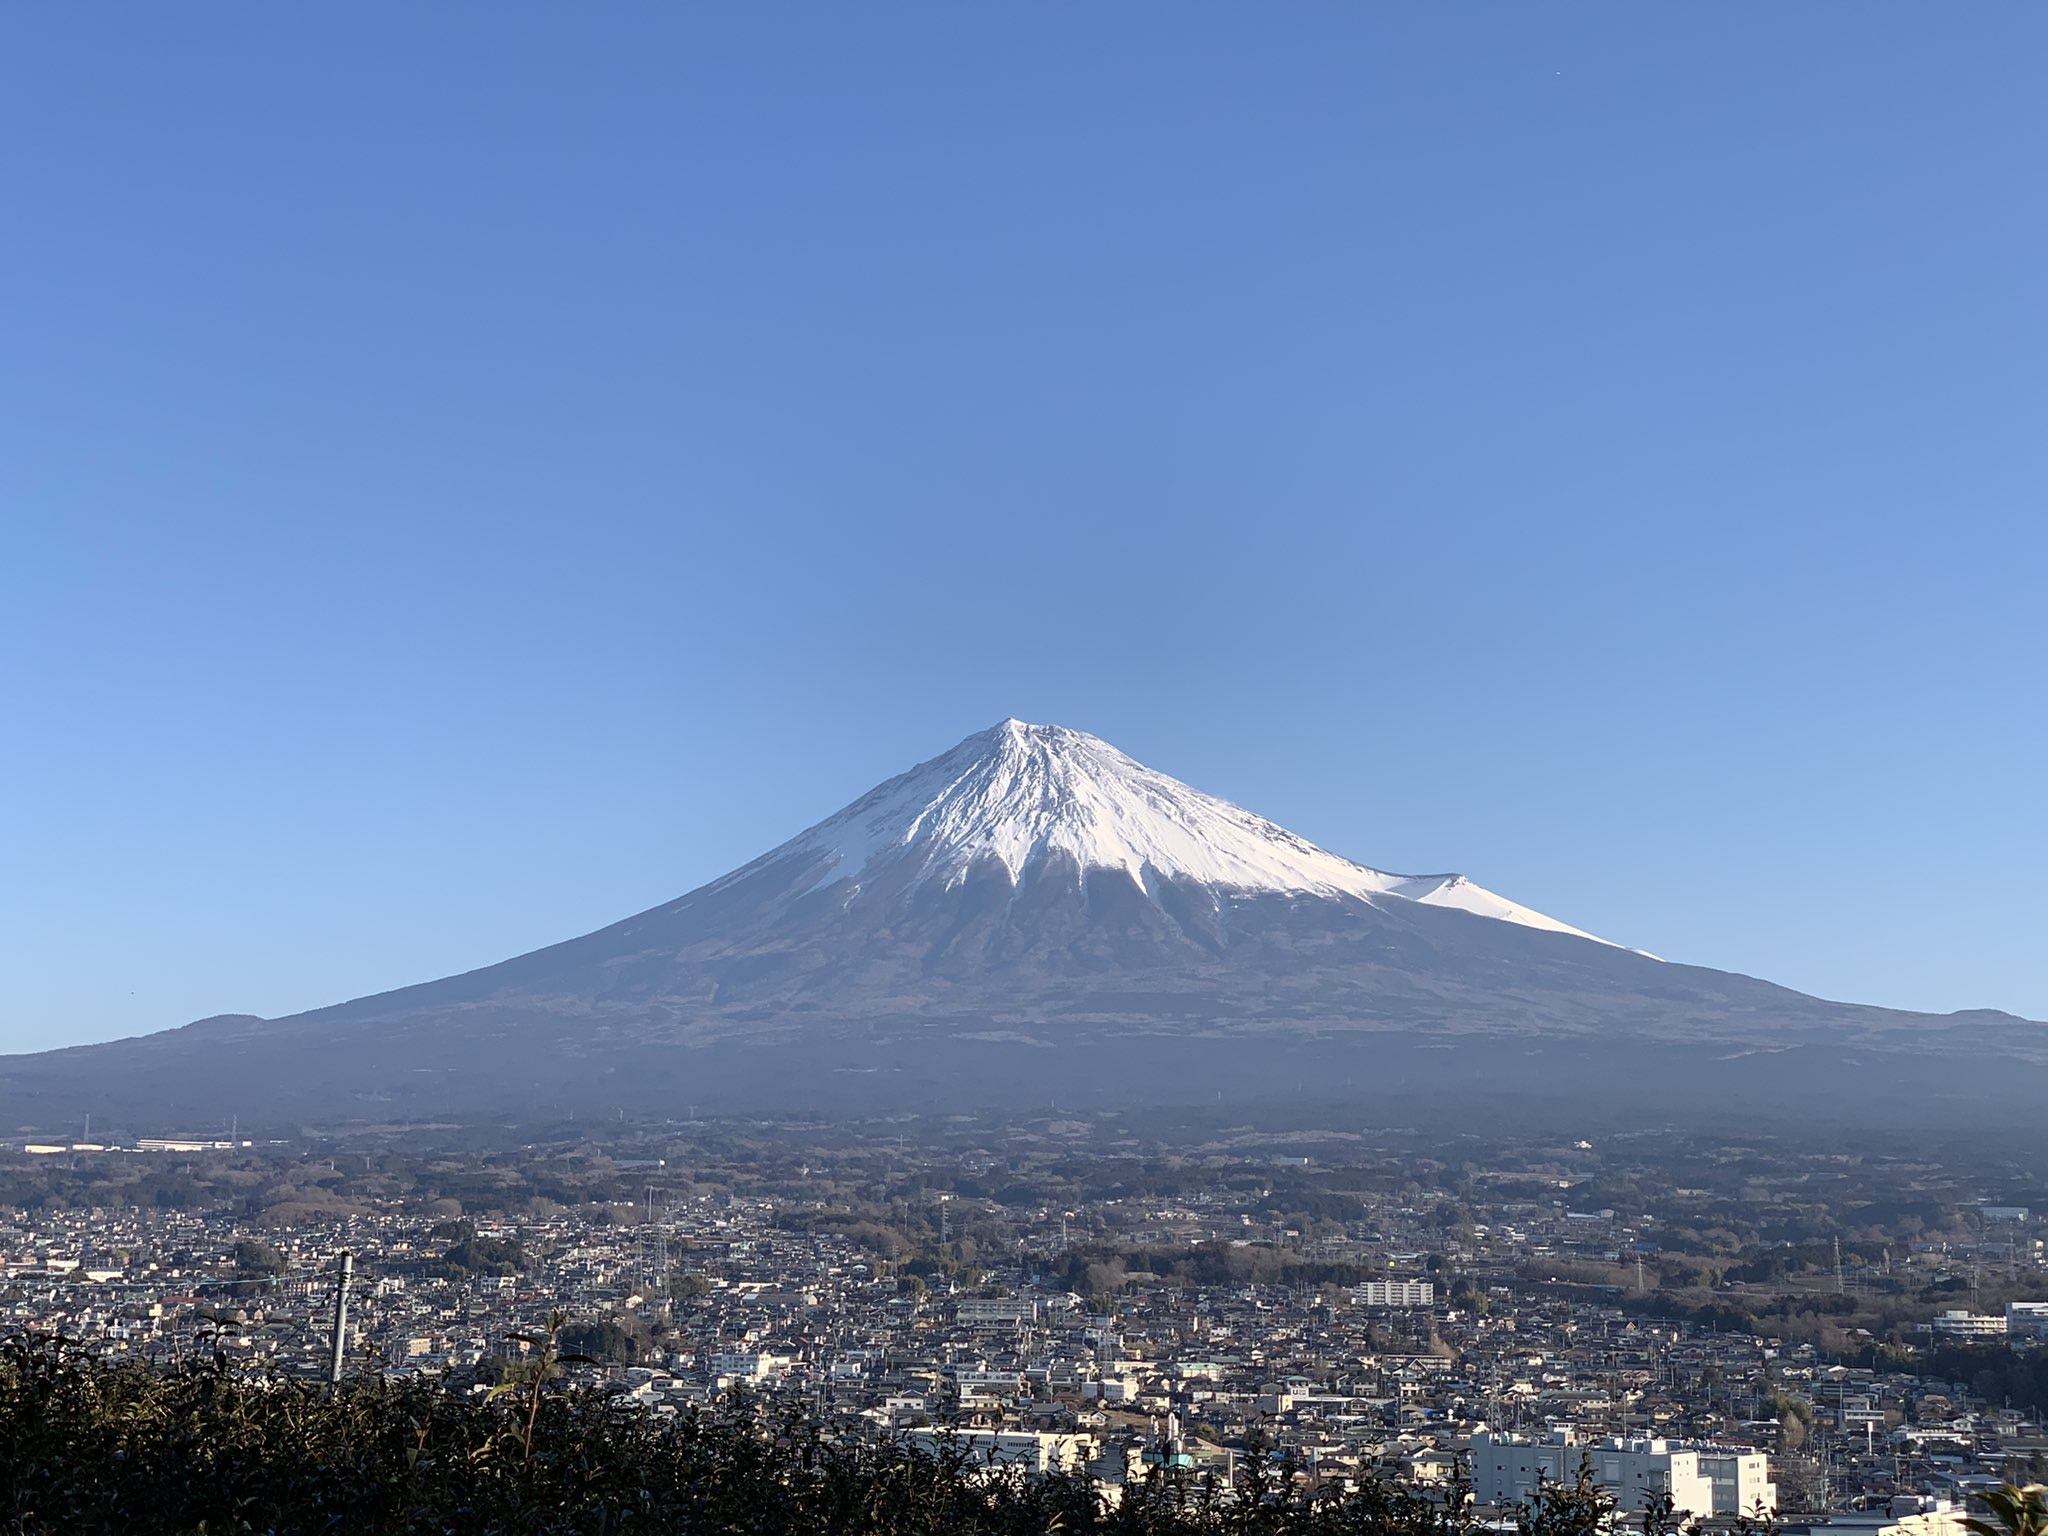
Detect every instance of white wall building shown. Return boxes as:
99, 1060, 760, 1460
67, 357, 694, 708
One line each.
1931, 1310, 2007, 1339
1354, 1280, 1434, 1307
1082, 1376, 1140, 1403
956, 1297, 1040, 1329
2007, 1302, 2048, 1338
707, 1351, 791, 1380
1697, 1448, 1778, 1518
1813, 1499, 1967, 1536
1472, 1428, 1770, 1517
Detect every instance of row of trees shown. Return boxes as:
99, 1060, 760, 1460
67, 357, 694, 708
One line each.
0, 1332, 1757, 1536
1045, 1243, 1377, 1300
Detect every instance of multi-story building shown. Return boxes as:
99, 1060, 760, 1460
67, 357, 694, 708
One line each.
2006, 1302, 2048, 1338
1697, 1448, 1778, 1518
956, 1297, 1039, 1330
1354, 1280, 1434, 1308
1931, 1310, 2007, 1340
1472, 1428, 1769, 1518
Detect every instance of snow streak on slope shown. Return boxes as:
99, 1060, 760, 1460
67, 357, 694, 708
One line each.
725, 720, 1616, 947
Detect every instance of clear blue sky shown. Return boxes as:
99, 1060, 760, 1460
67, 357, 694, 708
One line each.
4, 6, 2044, 1052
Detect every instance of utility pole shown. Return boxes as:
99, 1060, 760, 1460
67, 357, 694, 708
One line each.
329, 1251, 353, 1386
1834, 1237, 1845, 1295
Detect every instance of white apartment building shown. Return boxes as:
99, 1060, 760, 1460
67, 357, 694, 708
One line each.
1354, 1280, 1435, 1307
1472, 1428, 1772, 1517
955, 1297, 1040, 1329
707, 1351, 791, 1380
1931, 1309, 2007, 1339
1698, 1448, 1778, 1518
2007, 1301, 2048, 1338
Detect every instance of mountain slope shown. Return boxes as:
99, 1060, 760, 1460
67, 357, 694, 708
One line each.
2, 720, 2041, 1128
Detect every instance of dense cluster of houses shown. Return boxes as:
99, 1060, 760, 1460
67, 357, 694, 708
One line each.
5, 1185, 2047, 1529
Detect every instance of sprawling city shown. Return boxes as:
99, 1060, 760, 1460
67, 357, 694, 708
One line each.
9, 1111, 2048, 1530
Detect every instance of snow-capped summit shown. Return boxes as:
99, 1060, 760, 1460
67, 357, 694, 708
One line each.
733, 718, 1609, 945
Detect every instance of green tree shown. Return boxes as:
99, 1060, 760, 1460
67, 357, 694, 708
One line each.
1966, 1485, 2048, 1536
231, 1238, 285, 1277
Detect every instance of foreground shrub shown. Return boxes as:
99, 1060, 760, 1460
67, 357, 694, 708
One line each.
0, 1333, 1651, 1536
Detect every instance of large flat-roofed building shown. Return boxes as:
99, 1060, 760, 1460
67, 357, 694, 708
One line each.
1353, 1280, 1434, 1307
1811, 1499, 1968, 1536
1472, 1428, 1771, 1518
955, 1297, 1040, 1329
1931, 1309, 2007, 1339
2007, 1301, 2048, 1338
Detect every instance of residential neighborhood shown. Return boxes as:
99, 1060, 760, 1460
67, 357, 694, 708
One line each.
6, 1118, 2048, 1530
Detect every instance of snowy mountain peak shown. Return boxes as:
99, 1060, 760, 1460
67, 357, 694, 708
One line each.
733, 720, 1612, 946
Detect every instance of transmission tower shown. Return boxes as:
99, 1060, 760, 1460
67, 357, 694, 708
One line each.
640, 1185, 670, 1295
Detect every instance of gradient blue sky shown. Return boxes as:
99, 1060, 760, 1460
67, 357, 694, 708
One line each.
4, 6, 2044, 1052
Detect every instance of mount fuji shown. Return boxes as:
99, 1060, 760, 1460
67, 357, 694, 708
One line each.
4, 720, 2041, 1129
